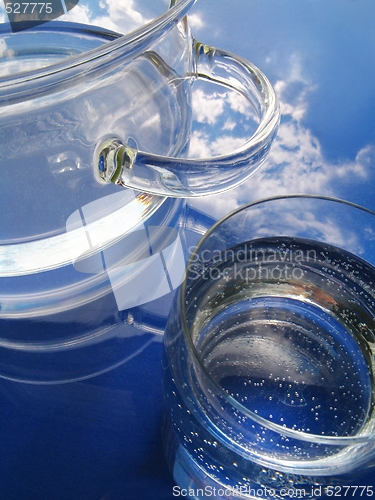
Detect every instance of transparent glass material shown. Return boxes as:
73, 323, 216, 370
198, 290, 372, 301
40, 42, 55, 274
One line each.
0, 0, 278, 382
163, 196, 375, 498
97, 41, 280, 197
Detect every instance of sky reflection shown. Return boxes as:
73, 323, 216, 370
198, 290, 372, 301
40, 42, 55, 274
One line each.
186, 0, 375, 216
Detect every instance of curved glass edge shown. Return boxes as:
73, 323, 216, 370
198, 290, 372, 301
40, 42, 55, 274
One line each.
0, 192, 165, 276
180, 194, 375, 445
0, 0, 196, 89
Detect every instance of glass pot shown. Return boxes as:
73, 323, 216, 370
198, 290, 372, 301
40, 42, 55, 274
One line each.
0, 0, 279, 383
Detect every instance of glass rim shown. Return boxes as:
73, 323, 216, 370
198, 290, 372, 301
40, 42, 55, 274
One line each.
0, 0, 195, 89
180, 194, 375, 446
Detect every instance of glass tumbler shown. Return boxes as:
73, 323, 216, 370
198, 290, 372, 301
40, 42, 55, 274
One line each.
163, 195, 375, 499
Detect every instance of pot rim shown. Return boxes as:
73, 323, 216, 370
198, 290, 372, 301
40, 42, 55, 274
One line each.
0, 0, 195, 90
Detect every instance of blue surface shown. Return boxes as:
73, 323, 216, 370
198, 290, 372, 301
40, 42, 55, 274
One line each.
0, 0, 374, 498
0, 339, 175, 499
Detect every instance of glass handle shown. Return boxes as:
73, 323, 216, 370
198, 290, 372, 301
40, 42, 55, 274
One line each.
96, 40, 280, 198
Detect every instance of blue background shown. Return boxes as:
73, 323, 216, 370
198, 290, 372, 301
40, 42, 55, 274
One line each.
0, 0, 374, 498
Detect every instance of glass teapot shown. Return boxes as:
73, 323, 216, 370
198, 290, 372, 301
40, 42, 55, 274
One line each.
0, 0, 279, 383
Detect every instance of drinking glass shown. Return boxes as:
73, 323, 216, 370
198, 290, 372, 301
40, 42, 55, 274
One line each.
163, 195, 375, 499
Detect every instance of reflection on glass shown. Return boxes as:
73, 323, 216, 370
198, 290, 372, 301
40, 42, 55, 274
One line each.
186, 79, 259, 159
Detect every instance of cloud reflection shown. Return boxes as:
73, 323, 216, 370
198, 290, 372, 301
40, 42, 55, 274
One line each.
189, 55, 375, 219
59, 0, 162, 34
187, 83, 259, 159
